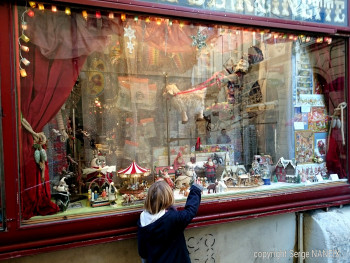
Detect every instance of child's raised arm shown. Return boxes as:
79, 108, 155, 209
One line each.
177, 183, 203, 228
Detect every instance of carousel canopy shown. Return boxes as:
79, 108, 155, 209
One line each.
117, 161, 150, 176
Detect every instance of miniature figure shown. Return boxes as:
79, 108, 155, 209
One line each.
53, 177, 70, 212
162, 168, 175, 189
101, 189, 107, 199
203, 158, 217, 183
207, 182, 218, 194
173, 152, 186, 171
164, 83, 206, 124
108, 182, 117, 204
216, 180, 227, 193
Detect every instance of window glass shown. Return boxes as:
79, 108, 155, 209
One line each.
16, 3, 348, 223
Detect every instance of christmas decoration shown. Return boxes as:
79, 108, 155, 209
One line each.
191, 29, 208, 50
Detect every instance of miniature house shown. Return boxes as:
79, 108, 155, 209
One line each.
275, 157, 297, 182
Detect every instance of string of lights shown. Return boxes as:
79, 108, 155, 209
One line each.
18, 1, 333, 78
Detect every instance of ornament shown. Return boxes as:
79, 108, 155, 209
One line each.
126, 41, 135, 53
191, 30, 208, 50
124, 25, 136, 54
34, 149, 41, 164
40, 148, 47, 162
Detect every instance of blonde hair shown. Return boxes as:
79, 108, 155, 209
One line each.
144, 180, 174, 214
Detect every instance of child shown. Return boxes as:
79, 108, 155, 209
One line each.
137, 180, 203, 263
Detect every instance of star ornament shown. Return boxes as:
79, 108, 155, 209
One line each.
124, 25, 136, 40
126, 41, 135, 53
191, 30, 208, 50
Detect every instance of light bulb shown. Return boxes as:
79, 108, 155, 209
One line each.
21, 22, 28, 30
29, 2, 36, 8
108, 12, 114, 19
21, 58, 30, 66
21, 45, 29, 52
20, 34, 30, 42
82, 10, 88, 20
20, 68, 27, 77
65, 7, 71, 15
121, 13, 126, 22
38, 3, 44, 10
27, 9, 35, 17
51, 5, 57, 12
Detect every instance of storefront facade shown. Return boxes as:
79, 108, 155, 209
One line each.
0, 0, 349, 259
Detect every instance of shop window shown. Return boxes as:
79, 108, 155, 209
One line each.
16, 2, 348, 224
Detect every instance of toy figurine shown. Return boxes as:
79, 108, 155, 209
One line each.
101, 189, 107, 199
53, 177, 70, 212
173, 152, 186, 171
203, 158, 217, 183
162, 168, 175, 189
186, 156, 198, 182
108, 182, 117, 204
207, 182, 218, 194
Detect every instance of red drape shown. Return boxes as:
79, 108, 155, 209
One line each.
325, 77, 347, 178
19, 10, 115, 219
20, 45, 86, 219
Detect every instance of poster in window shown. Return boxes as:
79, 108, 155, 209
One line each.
308, 107, 329, 132
314, 132, 327, 161
295, 131, 314, 163
116, 77, 131, 111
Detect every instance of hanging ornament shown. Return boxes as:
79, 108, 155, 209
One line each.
190, 29, 208, 50
124, 25, 136, 40
34, 148, 41, 164
40, 148, 47, 162
124, 25, 136, 54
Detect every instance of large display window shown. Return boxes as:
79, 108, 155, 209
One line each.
15, 2, 349, 224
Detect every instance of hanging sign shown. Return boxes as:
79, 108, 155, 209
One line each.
151, 0, 347, 27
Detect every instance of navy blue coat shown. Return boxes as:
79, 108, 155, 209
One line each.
137, 185, 202, 263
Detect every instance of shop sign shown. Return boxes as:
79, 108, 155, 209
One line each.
149, 0, 347, 27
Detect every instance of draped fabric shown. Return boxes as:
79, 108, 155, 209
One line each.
20, 12, 108, 219
325, 77, 346, 178
20, 44, 87, 219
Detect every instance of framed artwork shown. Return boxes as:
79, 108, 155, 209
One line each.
308, 107, 329, 132
314, 132, 328, 161
294, 107, 308, 130
295, 131, 314, 163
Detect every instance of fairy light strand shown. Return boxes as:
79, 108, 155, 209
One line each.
18, 3, 32, 77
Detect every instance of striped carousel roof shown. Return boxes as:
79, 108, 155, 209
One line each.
117, 161, 150, 175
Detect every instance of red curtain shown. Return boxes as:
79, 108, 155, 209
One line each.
20, 45, 86, 219
325, 77, 346, 178
19, 10, 114, 219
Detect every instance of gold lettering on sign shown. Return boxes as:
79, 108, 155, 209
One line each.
301, 0, 313, 19
334, 0, 345, 22
188, 0, 205, 5
256, 0, 267, 14
207, 0, 226, 9
287, 0, 299, 16
324, 0, 334, 22
161, 0, 178, 3
312, 0, 322, 20
282, 0, 289, 16
236, 0, 254, 12
272, 0, 280, 15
